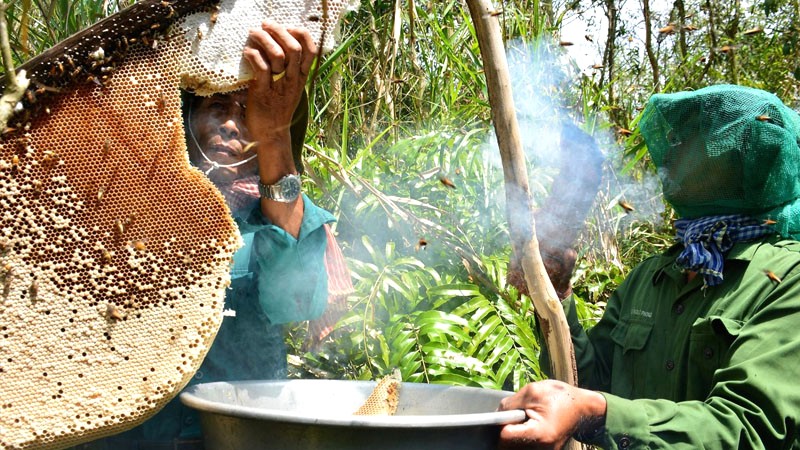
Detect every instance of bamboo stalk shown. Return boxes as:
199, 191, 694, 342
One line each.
464, 0, 579, 422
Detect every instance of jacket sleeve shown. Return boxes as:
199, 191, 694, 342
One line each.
239, 194, 335, 324
585, 264, 800, 450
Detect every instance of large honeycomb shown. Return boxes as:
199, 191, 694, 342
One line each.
0, 0, 356, 449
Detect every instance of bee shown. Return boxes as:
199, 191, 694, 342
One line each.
210, 5, 220, 23
119, 36, 129, 52
25, 89, 37, 105
133, 240, 146, 252
2, 264, 12, 297
29, 278, 38, 301
11, 155, 19, 170
307, 14, 321, 22
97, 186, 106, 202
64, 54, 76, 70
439, 176, 456, 189
415, 238, 428, 251
115, 219, 125, 236
196, 29, 204, 41
618, 127, 633, 136
156, 92, 166, 111
32, 180, 43, 195
765, 270, 782, 283
618, 199, 635, 213
49, 61, 64, 77
104, 140, 112, 156
106, 304, 124, 322
101, 250, 113, 264
42, 150, 57, 166
150, 23, 162, 30
242, 141, 258, 154
756, 115, 771, 122
659, 24, 676, 34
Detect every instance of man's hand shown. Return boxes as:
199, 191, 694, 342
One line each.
497, 380, 607, 450
242, 21, 317, 144
508, 243, 577, 299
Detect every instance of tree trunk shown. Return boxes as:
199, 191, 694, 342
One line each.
464, 0, 579, 448
642, 0, 660, 90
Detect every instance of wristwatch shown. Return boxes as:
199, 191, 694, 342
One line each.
258, 174, 302, 202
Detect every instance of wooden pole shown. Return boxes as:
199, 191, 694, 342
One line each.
464, 0, 579, 406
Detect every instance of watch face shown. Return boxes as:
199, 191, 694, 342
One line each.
279, 175, 301, 201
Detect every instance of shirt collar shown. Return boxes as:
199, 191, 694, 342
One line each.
652, 237, 773, 286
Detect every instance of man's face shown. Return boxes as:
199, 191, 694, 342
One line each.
187, 90, 258, 185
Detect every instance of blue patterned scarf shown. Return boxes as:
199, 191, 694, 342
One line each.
675, 215, 775, 287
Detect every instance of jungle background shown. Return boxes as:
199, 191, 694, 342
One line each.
2, 0, 798, 391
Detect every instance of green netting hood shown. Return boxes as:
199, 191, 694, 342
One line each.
640, 84, 800, 239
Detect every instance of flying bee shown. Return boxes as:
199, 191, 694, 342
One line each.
659, 24, 676, 34
763, 219, 777, 225
559, 41, 574, 46
415, 238, 428, 251
756, 115, 771, 122
439, 176, 456, 189
682, 24, 698, 31
618, 127, 633, 136
618, 199, 635, 213
743, 27, 763, 35
765, 270, 782, 283
242, 141, 258, 154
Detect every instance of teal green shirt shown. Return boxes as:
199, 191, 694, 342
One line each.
79, 195, 335, 447
562, 236, 800, 449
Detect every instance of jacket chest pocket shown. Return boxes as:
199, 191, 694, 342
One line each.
687, 316, 741, 399
610, 319, 655, 397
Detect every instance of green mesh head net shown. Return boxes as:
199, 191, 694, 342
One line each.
640, 84, 800, 239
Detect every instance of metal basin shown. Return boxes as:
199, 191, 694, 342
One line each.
180, 379, 526, 450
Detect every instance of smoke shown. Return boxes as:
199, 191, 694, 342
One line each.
484, 37, 665, 253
